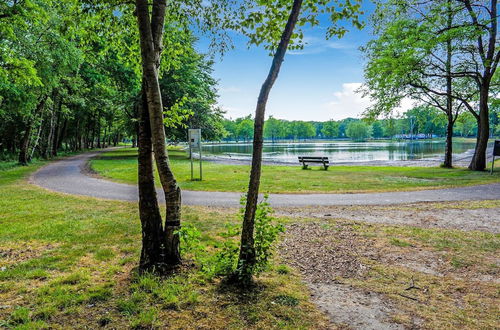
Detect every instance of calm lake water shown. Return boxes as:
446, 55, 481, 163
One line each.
202, 140, 479, 163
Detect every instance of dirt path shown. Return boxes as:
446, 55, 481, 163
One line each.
276, 201, 500, 233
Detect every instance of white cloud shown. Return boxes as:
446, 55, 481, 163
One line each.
324, 83, 414, 120
324, 83, 369, 120
288, 36, 353, 56
221, 106, 251, 119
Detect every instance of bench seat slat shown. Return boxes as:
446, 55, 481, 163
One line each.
298, 156, 330, 170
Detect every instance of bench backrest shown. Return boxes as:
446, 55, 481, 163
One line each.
298, 156, 329, 162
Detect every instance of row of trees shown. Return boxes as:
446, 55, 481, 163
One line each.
0, 0, 223, 163
221, 105, 500, 142
362, 0, 500, 169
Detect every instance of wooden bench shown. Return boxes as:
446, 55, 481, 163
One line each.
298, 156, 329, 170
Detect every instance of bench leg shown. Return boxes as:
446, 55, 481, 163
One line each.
302, 163, 308, 170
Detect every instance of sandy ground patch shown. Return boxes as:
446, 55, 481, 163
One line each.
276, 202, 500, 233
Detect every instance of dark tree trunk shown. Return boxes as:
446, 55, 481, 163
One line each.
97, 113, 101, 149
469, 85, 490, 170
51, 101, 62, 157
135, 0, 181, 271
19, 97, 47, 165
57, 118, 68, 151
444, 13, 453, 169
138, 89, 165, 272
236, 0, 303, 283
19, 124, 32, 165
464, 0, 497, 170
444, 114, 454, 168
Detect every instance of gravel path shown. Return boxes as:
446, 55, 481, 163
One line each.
29, 150, 500, 207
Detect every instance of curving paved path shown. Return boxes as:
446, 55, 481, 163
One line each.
29, 150, 500, 207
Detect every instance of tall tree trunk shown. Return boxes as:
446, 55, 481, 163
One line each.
443, 0, 453, 169
236, 0, 303, 283
19, 97, 47, 165
138, 89, 165, 272
136, 0, 181, 270
469, 84, 490, 170
44, 101, 57, 159
97, 113, 101, 148
57, 118, 68, 151
30, 117, 44, 161
51, 100, 62, 157
464, 0, 497, 170
444, 114, 454, 168
19, 125, 32, 165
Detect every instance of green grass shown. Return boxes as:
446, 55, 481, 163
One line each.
90, 148, 500, 193
1, 154, 499, 329
0, 161, 328, 329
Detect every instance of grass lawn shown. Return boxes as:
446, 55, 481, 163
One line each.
90, 148, 500, 194
0, 163, 328, 329
1, 155, 499, 328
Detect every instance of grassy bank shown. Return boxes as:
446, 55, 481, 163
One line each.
0, 163, 327, 329
90, 148, 500, 194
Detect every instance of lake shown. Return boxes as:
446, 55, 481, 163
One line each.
201, 140, 479, 163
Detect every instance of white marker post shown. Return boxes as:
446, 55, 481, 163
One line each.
188, 129, 202, 181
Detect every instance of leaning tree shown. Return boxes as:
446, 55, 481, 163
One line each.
232, 0, 363, 284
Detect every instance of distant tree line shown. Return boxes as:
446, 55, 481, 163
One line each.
221, 105, 500, 142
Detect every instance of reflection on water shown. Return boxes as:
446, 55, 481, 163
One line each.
202, 140, 479, 163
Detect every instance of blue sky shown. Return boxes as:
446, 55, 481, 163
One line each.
196, 1, 396, 121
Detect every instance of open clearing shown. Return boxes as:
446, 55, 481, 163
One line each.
90, 148, 500, 194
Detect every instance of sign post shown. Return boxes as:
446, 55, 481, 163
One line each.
188, 129, 202, 181
492, 140, 500, 174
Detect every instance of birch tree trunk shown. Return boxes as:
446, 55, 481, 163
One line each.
135, 0, 181, 270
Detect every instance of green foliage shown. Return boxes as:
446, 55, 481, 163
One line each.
236, 117, 255, 141
251, 195, 285, 274
371, 121, 384, 138
0, 0, 228, 161
232, 195, 285, 280
346, 121, 372, 141
321, 120, 340, 138
233, 0, 364, 52
264, 116, 285, 141
196, 195, 284, 280
202, 222, 241, 278
222, 113, 460, 141
176, 223, 202, 255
